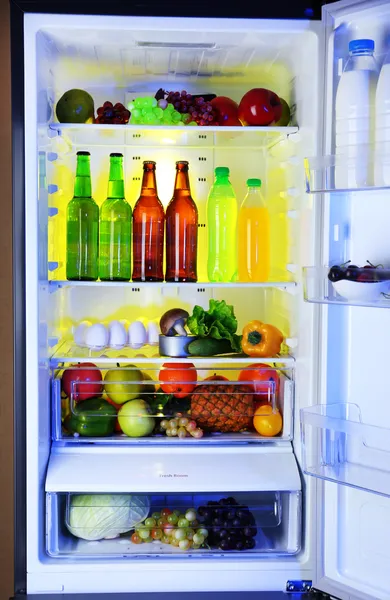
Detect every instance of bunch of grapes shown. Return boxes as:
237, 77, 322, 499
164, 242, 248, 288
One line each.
198, 497, 257, 551
131, 507, 209, 551
165, 91, 219, 126
95, 101, 130, 124
127, 96, 197, 126
160, 416, 204, 439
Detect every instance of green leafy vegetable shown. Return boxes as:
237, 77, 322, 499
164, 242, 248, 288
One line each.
187, 299, 242, 353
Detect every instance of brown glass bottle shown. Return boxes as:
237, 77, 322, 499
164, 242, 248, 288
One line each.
165, 161, 198, 282
132, 161, 165, 282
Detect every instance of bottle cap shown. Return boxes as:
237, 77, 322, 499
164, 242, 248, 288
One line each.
110, 153, 123, 158
247, 178, 262, 187
215, 167, 230, 177
77, 151, 90, 156
349, 39, 375, 54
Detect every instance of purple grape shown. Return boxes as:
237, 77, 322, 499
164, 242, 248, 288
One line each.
212, 517, 223, 527
235, 541, 244, 551
244, 538, 256, 550
219, 540, 230, 551
244, 526, 257, 538
219, 529, 228, 539
226, 510, 236, 520
232, 518, 241, 528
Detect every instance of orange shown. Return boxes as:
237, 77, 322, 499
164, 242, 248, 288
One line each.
253, 405, 283, 437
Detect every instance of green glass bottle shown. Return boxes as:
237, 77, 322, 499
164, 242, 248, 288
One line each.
66, 151, 99, 281
99, 153, 131, 281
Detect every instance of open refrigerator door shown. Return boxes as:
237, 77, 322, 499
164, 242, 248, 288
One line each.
20, 9, 323, 597
301, 1, 390, 599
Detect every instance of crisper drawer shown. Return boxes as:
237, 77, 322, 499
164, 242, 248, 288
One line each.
53, 362, 294, 444
45, 446, 302, 559
46, 490, 301, 559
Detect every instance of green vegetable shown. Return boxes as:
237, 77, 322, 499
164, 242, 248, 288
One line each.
187, 299, 242, 353
64, 397, 117, 437
188, 337, 234, 356
66, 494, 150, 541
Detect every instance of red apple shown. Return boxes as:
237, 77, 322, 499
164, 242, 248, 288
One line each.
238, 88, 282, 126
204, 373, 229, 381
62, 362, 103, 402
210, 96, 242, 126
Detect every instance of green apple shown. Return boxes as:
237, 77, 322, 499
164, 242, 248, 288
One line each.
271, 98, 291, 126
104, 365, 143, 404
118, 399, 155, 437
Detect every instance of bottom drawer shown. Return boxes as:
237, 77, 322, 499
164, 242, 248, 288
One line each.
46, 491, 301, 559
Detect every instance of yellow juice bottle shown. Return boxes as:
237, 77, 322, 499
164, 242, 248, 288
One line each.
238, 179, 270, 282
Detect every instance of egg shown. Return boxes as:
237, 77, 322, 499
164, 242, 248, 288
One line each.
128, 321, 147, 349
73, 320, 91, 347
108, 320, 127, 349
147, 321, 159, 346
85, 323, 109, 350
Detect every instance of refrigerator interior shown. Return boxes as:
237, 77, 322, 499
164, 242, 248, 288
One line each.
23, 11, 323, 595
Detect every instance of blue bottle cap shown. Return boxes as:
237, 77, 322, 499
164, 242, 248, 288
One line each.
349, 39, 375, 54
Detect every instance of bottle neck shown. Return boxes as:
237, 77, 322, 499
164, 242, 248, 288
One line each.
74, 158, 92, 198
346, 52, 377, 72
173, 169, 191, 196
140, 168, 158, 197
244, 187, 264, 206
107, 158, 125, 199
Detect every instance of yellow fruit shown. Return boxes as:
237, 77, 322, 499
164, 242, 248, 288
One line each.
253, 405, 283, 437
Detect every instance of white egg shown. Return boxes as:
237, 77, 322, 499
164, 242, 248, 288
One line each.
73, 321, 91, 347
85, 323, 109, 350
147, 321, 159, 346
128, 321, 147, 349
108, 320, 127, 349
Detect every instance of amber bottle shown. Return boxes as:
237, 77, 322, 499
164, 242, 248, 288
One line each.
132, 161, 165, 282
165, 161, 198, 282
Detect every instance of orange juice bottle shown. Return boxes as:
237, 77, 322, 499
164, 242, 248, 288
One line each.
238, 179, 270, 282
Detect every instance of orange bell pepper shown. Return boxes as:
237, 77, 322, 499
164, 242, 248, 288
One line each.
241, 320, 283, 357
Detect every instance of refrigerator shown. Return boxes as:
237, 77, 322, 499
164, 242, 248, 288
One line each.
10, 0, 390, 597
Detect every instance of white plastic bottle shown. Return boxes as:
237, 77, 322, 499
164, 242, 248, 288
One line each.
375, 51, 390, 186
335, 39, 378, 189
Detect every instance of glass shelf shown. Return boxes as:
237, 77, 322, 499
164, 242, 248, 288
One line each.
303, 266, 390, 309
304, 154, 390, 194
48, 280, 296, 291
301, 403, 390, 498
50, 340, 295, 366
48, 122, 299, 149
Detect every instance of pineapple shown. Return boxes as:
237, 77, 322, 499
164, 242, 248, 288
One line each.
191, 384, 254, 433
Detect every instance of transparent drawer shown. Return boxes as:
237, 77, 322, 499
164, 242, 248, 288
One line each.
301, 403, 390, 497
53, 363, 294, 444
46, 490, 301, 558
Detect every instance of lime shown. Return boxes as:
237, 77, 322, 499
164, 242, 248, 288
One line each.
56, 89, 95, 124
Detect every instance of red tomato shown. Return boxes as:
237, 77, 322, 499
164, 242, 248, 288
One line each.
238, 364, 280, 406
62, 363, 103, 402
159, 363, 197, 398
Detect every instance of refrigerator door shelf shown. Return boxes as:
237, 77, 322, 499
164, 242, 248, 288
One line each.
303, 266, 390, 309
52, 368, 294, 444
304, 153, 390, 194
45, 445, 301, 494
46, 489, 301, 559
301, 403, 390, 498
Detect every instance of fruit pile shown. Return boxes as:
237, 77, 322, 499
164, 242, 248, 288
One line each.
164, 91, 219, 126
128, 96, 196, 126
131, 507, 209, 550
95, 101, 130, 125
328, 260, 390, 283
198, 497, 257, 551
159, 416, 204, 439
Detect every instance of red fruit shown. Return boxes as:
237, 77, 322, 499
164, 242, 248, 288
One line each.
238, 88, 282, 126
238, 364, 280, 405
211, 96, 242, 126
159, 363, 197, 398
62, 363, 103, 402
161, 508, 172, 517
204, 373, 229, 381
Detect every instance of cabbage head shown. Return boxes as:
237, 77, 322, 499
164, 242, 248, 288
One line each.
66, 494, 150, 541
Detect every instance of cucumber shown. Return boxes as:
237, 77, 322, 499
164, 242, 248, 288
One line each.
188, 337, 233, 356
